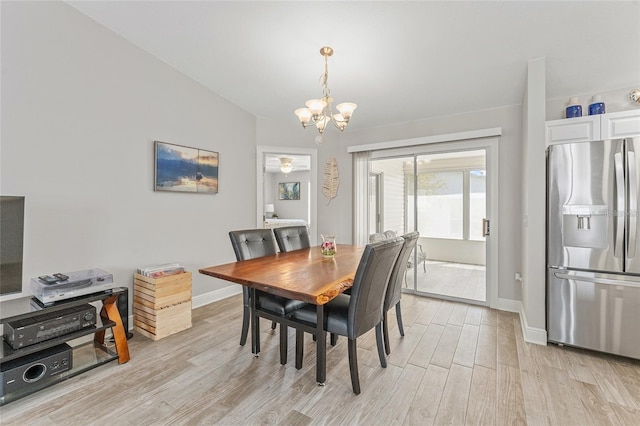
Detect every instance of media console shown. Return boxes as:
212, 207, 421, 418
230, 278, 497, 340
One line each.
0, 288, 130, 405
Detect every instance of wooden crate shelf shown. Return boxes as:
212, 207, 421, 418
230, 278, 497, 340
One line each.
133, 272, 192, 341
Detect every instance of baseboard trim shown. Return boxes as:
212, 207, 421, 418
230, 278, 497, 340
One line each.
518, 303, 548, 346
192, 286, 242, 309
495, 297, 520, 313
496, 297, 547, 346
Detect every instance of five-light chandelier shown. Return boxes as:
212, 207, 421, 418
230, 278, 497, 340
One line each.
294, 46, 357, 145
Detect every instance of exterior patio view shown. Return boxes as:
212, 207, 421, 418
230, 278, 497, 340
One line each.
370, 149, 487, 303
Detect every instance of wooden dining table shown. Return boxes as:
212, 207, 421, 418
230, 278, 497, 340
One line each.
199, 244, 364, 385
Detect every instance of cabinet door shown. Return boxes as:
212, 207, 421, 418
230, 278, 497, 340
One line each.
546, 116, 600, 146
601, 110, 640, 139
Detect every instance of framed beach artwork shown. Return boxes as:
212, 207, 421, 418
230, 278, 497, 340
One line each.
154, 141, 219, 194
278, 182, 300, 200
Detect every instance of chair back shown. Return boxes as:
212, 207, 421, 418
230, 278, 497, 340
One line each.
274, 225, 311, 253
229, 229, 278, 261
348, 237, 404, 339
383, 230, 397, 239
369, 232, 385, 243
384, 231, 419, 311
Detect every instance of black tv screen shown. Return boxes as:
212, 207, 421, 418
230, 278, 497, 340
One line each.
0, 196, 25, 296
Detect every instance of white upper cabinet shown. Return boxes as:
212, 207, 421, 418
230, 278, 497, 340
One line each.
601, 110, 640, 140
546, 115, 600, 145
546, 109, 640, 146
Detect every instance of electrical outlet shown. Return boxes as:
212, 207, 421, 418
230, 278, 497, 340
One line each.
515, 272, 523, 282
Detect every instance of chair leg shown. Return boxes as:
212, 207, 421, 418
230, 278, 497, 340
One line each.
347, 338, 361, 395
330, 333, 338, 346
395, 301, 405, 337
279, 324, 288, 365
383, 310, 391, 356
240, 305, 250, 346
240, 289, 250, 346
375, 323, 387, 368
295, 330, 304, 369
254, 312, 261, 355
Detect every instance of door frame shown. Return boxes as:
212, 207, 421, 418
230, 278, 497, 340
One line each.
366, 137, 499, 308
256, 146, 318, 245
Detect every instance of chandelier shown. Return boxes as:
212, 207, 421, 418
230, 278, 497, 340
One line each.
294, 46, 357, 145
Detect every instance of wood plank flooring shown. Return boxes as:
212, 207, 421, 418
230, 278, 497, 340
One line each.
1, 293, 639, 425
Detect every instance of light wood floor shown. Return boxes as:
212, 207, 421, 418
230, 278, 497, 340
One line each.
1, 293, 639, 425
412, 261, 486, 302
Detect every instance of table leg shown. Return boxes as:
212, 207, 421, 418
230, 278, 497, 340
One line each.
250, 288, 259, 357
316, 304, 326, 385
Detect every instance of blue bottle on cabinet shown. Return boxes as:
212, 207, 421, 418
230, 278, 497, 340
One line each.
566, 97, 582, 118
589, 95, 605, 115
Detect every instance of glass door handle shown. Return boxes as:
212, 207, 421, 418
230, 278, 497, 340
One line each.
482, 219, 490, 237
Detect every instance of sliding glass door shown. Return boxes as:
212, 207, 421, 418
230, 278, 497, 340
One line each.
369, 148, 487, 304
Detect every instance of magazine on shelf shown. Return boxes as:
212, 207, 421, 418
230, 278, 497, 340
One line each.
137, 263, 185, 278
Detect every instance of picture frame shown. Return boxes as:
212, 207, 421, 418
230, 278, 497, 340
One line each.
278, 182, 300, 200
154, 141, 219, 194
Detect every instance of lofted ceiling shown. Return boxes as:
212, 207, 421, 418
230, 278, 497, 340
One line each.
66, 1, 640, 132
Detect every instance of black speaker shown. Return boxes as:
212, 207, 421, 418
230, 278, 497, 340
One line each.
0, 344, 72, 396
116, 287, 133, 340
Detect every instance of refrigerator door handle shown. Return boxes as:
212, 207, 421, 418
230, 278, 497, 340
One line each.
615, 152, 625, 258
628, 149, 637, 258
554, 272, 640, 289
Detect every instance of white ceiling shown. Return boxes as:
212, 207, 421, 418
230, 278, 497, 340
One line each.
66, 1, 640, 132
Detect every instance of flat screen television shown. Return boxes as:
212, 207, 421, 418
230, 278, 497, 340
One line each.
0, 196, 25, 297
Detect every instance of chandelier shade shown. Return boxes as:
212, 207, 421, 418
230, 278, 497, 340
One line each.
294, 46, 357, 144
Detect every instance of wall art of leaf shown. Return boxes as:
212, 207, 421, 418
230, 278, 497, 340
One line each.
323, 157, 339, 205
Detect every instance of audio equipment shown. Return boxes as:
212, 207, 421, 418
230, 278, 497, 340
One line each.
3, 304, 96, 350
0, 343, 72, 396
115, 287, 133, 340
30, 269, 114, 305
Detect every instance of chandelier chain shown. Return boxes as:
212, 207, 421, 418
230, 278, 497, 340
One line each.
320, 55, 330, 98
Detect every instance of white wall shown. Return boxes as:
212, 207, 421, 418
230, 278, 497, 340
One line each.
424, 238, 485, 265
0, 2, 256, 306
370, 160, 405, 234
520, 58, 548, 343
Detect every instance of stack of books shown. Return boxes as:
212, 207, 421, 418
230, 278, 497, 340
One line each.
136, 263, 185, 279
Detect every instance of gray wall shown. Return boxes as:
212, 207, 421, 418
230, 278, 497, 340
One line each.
259, 105, 524, 304
264, 170, 310, 222
0, 1, 255, 304
4, 1, 638, 330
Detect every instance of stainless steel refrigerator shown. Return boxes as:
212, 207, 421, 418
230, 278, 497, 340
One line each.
547, 137, 640, 360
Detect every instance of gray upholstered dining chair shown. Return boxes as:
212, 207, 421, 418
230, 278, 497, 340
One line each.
382, 231, 419, 355
273, 225, 311, 253
291, 237, 404, 394
228, 229, 307, 364
372, 230, 426, 286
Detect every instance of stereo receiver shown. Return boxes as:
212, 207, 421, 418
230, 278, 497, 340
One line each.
3, 304, 97, 350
